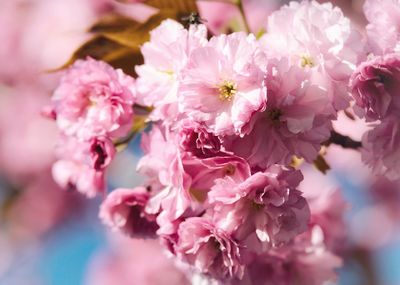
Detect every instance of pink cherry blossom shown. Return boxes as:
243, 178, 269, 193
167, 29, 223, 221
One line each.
52, 135, 115, 197
227, 226, 343, 285
260, 0, 364, 110
179, 32, 267, 136
233, 228, 342, 285
176, 217, 244, 281
364, 0, 400, 55
223, 59, 333, 168
362, 116, 400, 181
350, 53, 400, 122
177, 120, 223, 159
138, 125, 251, 224
284, 225, 343, 285
299, 166, 348, 252
85, 235, 190, 285
51, 57, 135, 140
137, 125, 191, 219
209, 165, 310, 248
99, 187, 158, 238
135, 20, 207, 123
52, 159, 105, 198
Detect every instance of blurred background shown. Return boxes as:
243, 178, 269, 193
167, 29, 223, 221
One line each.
0, 0, 399, 284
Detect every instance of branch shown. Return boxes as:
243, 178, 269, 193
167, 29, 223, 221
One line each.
114, 114, 148, 149
236, 0, 250, 33
324, 130, 362, 149
114, 130, 139, 147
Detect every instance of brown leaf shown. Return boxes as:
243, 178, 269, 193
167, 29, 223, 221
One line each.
57, 1, 197, 76
100, 11, 178, 49
89, 13, 139, 33
313, 154, 331, 174
59, 36, 143, 76
115, 0, 198, 12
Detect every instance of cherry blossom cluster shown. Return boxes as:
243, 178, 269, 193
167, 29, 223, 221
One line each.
46, 0, 400, 284
49, 58, 136, 197
350, 0, 400, 181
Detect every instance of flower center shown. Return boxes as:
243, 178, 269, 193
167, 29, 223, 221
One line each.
218, 81, 237, 101
252, 201, 264, 211
224, 164, 236, 176
267, 108, 282, 121
300, 55, 315, 68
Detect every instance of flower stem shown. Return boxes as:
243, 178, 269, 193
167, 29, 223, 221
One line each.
236, 0, 250, 33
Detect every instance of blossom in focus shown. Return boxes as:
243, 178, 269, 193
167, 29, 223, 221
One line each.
260, 0, 364, 110
176, 217, 244, 281
350, 53, 400, 122
364, 0, 400, 55
177, 120, 223, 159
179, 32, 267, 136
135, 20, 207, 123
138, 125, 251, 227
99, 187, 158, 238
209, 165, 310, 248
223, 59, 333, 168
51, 58, 135, 140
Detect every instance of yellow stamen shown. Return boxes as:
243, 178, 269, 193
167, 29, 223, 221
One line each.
267, 109, 282, 121
218, 81, 237, 101
300, 55, 315, 68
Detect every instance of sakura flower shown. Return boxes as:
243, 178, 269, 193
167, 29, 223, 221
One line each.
350, 53, 400, 122
177, 120, 223, 159
137, 126, 191, 219
138, 125, 251, 223
52, 159, 105, 198
51, 57, 135, 140
179, 32, 267, 136
209, 166, 310, 248
283, 226, 343, 285
234, 229, 342, 285
223, 59, 333, 168
90, 136, 116, 170
52, 136, 115, 197
299, 167, 348, 252
135, 19, 207, 123
230, 185, 344, 285
99, 187, 158, 238
176, 217, 244, 281
260, 0, 364, 110
364, 0, 400, 55
362, 116, 400, 181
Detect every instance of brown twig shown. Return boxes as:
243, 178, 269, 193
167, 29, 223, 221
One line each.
324, 130, 362, 149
